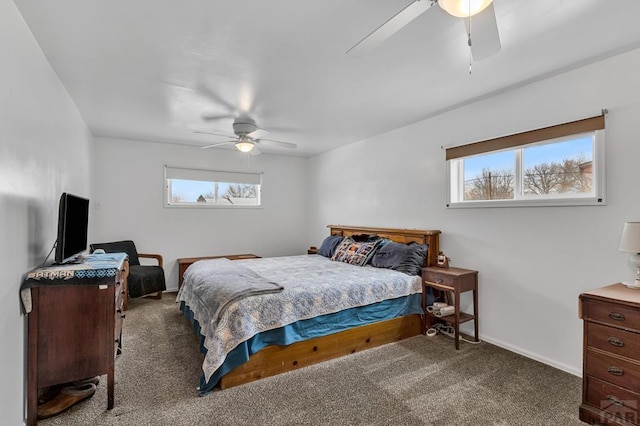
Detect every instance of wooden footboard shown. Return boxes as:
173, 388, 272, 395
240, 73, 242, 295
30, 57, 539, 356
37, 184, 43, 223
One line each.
220, 314, 422, 389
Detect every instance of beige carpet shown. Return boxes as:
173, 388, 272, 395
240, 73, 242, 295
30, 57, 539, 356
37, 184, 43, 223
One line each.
39, 293, 583, 425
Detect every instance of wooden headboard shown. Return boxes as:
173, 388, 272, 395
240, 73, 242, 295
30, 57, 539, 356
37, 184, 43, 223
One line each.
327, 225, 441, 267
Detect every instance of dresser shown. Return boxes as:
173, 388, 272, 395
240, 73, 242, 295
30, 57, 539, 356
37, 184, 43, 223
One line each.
21, 253, 128, 425
579, 283, 640, 425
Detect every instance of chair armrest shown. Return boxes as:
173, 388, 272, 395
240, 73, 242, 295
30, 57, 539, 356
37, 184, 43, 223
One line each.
138, 253, 164, 268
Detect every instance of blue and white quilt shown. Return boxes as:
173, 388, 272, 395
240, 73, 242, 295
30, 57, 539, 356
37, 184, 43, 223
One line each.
176, 255, 422, 383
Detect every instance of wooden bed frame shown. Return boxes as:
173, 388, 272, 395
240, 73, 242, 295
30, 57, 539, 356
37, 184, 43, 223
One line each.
217, 225, 441, 389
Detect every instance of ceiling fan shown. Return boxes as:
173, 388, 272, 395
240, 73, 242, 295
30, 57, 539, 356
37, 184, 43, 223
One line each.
195, 117, 297, 154
346, 0, 501, 61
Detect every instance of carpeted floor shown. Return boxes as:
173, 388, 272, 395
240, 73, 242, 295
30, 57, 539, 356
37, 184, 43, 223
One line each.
39, 293, 584, 425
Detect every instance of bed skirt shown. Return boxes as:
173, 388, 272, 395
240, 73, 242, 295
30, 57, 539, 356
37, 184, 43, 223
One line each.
180, 291, 429, 395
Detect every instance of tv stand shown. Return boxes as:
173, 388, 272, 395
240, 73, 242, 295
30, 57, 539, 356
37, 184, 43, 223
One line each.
21, 253, 128, 425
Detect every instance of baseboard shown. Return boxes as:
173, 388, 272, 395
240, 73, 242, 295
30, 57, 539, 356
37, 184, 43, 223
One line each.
478, 334, 582, 378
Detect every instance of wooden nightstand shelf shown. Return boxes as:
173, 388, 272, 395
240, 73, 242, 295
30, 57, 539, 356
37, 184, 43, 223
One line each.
422, 266, 479, 350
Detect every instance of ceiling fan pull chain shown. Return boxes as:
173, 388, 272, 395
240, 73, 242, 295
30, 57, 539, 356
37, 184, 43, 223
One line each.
468, 0, 473, 74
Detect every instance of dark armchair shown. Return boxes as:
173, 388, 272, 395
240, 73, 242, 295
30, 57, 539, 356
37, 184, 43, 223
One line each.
89, 240, 166, 309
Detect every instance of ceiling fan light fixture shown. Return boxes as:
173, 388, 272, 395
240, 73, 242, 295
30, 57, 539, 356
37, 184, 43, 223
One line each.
439, 0, 493, 18
235, 138, 255, 153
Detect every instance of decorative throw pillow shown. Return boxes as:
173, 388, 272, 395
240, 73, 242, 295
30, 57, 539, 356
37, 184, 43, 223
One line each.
331, 237, 381, 266
317, 235, 344, 258
370, 242, 428, 276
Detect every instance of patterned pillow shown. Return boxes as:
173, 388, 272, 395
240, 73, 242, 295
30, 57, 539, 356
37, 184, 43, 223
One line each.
331, 237, 381, 266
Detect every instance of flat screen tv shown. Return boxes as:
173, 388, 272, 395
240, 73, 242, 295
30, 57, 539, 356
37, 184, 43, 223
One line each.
54, 192, 90, 264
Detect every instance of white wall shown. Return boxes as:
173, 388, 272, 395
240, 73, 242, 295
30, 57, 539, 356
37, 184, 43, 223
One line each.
308, 47, 640, 375
0, 0, 92, 423
91, 138, 309, 290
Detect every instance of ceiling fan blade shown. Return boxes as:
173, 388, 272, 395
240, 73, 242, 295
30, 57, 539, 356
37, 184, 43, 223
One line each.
193, 130, 235, 139
196, 83, 238, 114
200, 141, 235, 149
256, 139, 297, 150
346, 0, 436, 58
202, 113, 235, 121
247, 128, 269, 139
464, 2, 501, 61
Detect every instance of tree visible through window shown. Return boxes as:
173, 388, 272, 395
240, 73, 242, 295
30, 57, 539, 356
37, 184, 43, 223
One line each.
465, 169, 514, 200
522, 157, 591, 196
221, 184, 257, 205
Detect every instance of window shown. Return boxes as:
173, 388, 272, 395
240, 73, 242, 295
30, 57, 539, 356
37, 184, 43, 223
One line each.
164, 166, 262, 207
447, 114, 606, 207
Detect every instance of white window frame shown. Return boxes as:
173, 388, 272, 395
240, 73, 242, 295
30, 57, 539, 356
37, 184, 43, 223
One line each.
446, 128, 606, 208
164, 165, 262, 209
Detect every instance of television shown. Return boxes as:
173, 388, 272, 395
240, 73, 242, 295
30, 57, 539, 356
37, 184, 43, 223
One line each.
54, 192, 90, 264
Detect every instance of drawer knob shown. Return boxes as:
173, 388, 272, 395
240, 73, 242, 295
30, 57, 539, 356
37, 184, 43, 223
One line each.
608, 312, 625, 321
435, 278, 443, 284
607, 395, 623, 407
608, 337, 625, 347
607, 367, 624, 376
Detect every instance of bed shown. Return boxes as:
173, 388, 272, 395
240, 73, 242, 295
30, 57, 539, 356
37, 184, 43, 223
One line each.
177, 225, 441, 394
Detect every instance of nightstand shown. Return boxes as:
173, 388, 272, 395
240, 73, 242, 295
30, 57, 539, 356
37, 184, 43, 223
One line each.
422, 266, 479, 350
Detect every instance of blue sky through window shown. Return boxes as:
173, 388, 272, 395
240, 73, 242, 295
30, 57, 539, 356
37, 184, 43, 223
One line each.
463, 135, 593, 178
171, 180, 231, 202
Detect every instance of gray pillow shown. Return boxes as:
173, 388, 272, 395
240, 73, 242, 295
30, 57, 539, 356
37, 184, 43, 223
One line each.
371, 242, 428, 276
318, 235, 344, 258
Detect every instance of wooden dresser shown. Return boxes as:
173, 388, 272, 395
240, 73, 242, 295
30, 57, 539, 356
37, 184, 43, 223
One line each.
22, 253, 128, 425
579, 283, 640, 425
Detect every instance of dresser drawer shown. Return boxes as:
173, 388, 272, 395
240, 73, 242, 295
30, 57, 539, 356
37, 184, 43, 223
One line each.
587, 322, 640, 362
583, 299, 640, 332
586, 349, 640, 393
423, 271, 456, 288
585, 376, 640, 424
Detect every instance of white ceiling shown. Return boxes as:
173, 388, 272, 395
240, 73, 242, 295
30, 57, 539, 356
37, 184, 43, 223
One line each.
14, 0, 640, 157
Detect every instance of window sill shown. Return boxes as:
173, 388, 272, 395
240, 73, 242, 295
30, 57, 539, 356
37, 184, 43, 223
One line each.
447, 197, 606, 208
164, 204, 263, 209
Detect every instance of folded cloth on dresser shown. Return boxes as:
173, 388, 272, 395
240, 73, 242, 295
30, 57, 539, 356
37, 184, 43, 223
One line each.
182, 258, 283, 321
